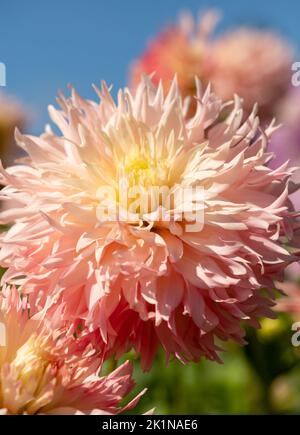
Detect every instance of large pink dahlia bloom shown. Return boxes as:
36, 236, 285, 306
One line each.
0, 287, 144, 415
0, 77, 299, 370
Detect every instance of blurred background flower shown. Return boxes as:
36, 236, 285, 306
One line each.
130, 11, 294, 120
130, 11, 218, 115
270, 87, 300, 211
208, 27, 293, 119
0, 92, 27, 165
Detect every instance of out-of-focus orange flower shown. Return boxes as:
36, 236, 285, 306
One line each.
130, 11, 293, 120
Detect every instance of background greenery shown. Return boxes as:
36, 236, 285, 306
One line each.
103, 314, 300, 414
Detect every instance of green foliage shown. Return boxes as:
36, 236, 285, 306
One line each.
114, 314, 300, 414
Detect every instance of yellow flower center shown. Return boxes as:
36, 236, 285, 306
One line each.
12, 337, 48, 389
1, 335, 53, 414
121, 153, 168, 188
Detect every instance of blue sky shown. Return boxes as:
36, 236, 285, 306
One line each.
1, 0, 300, 133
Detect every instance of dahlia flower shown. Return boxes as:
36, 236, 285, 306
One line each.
130, 12, 293, 119
0, 286, 144, 415
0, 76, 298, 371
208, 28, 293, 118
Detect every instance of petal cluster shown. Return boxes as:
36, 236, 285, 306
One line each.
0, 287, 143, 414
0, 76, 298, 370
